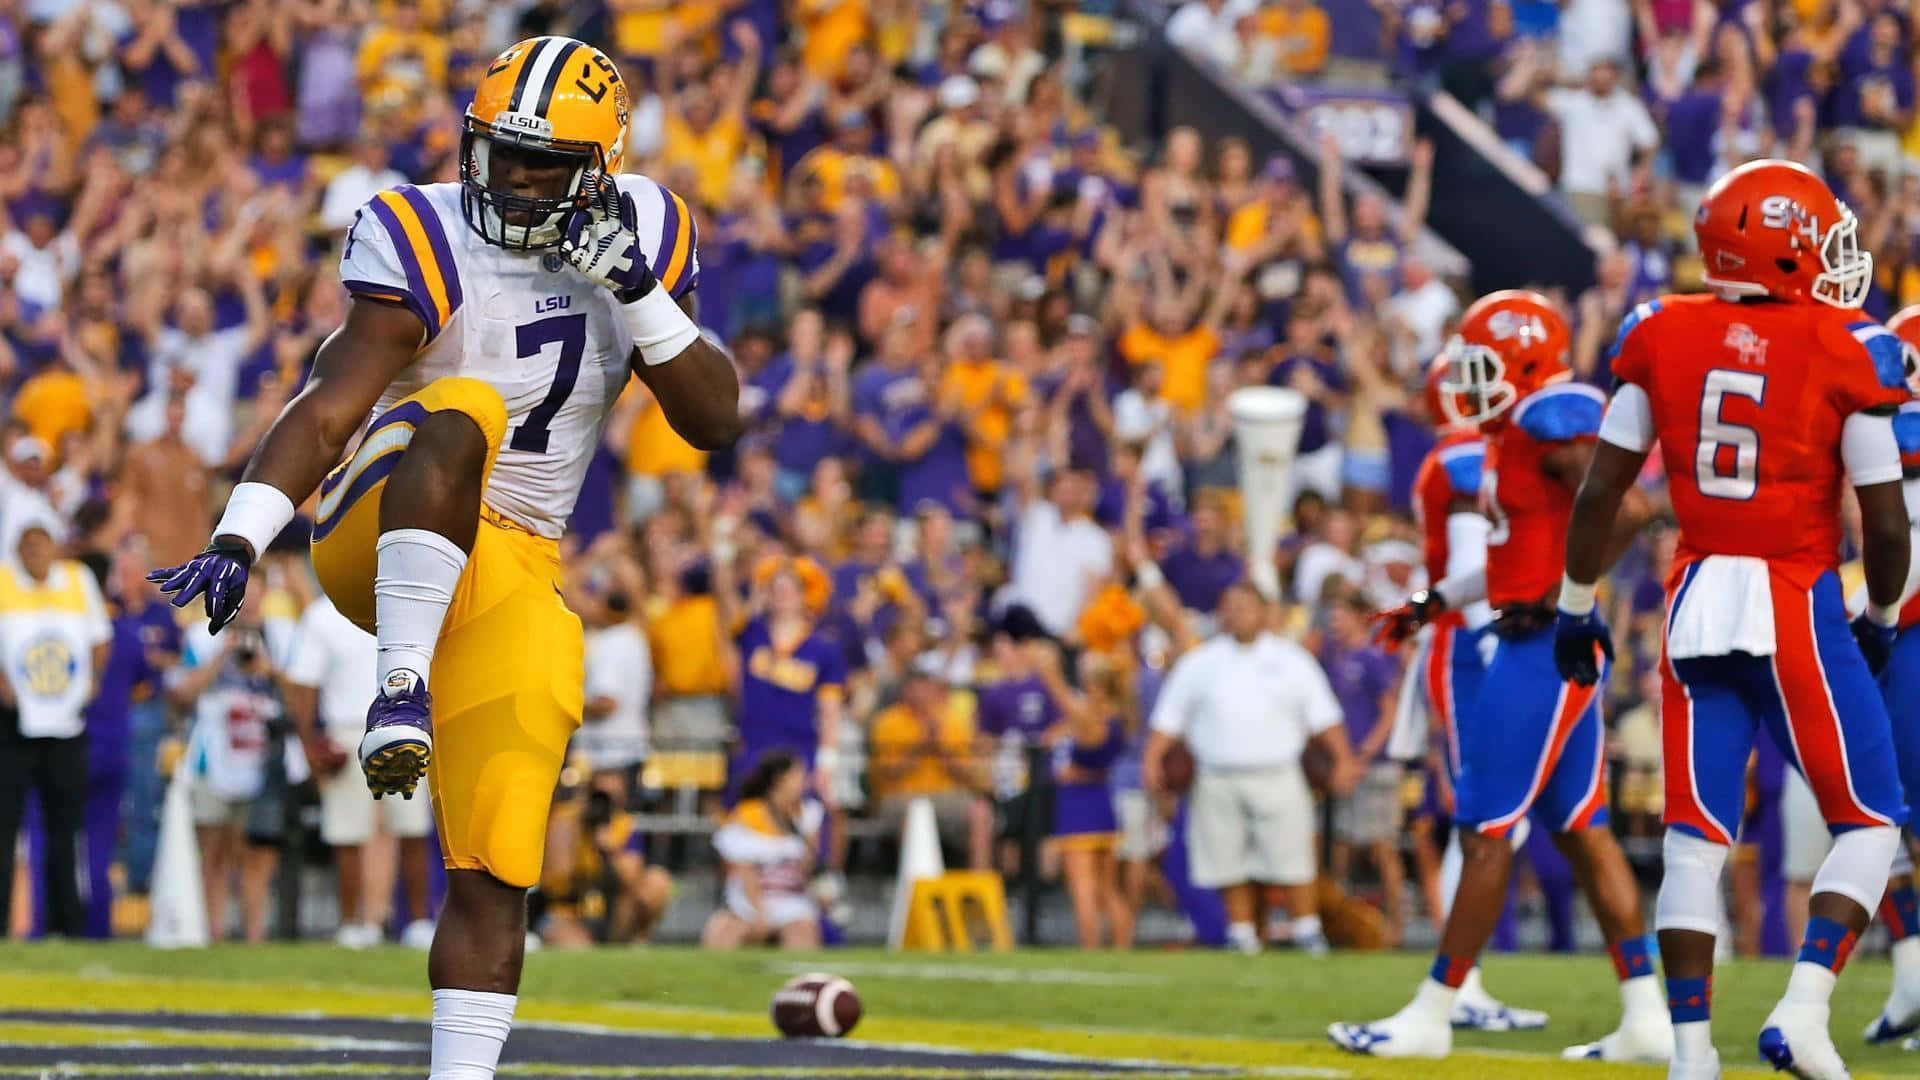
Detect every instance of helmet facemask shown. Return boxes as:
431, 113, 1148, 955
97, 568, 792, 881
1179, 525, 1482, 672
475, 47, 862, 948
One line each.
1437, 337, 1518, 427
1811, 206, 1873, 309
460, 116, 607, 251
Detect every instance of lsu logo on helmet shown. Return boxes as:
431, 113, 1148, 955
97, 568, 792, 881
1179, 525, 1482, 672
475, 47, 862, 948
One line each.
462, 37, 630, 251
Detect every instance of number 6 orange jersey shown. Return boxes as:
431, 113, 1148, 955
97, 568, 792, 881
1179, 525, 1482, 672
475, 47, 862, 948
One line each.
1608, 291, 1907, 589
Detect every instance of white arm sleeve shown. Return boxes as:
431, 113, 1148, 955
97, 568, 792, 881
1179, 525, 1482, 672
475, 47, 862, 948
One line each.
1843, 411, 1903, 487
1443, 511, 1489, 580
1435, 511, 1489, 607
1598, 381, 1655, 453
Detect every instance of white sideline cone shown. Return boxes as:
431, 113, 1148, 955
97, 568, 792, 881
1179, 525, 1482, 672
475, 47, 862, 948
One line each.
146, 765, 208, 948
1228, 386, 1308, 602
886, 796, 947, 949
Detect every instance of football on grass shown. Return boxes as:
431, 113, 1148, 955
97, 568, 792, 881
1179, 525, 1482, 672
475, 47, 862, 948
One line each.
771, 972, 862, 1038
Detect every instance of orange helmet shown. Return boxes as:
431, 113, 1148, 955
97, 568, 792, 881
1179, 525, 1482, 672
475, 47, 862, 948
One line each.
1693, 158, 1870, 308
1437, 290, 1570, 428
463, 37, 630, 250
1885, 305, 1920, 395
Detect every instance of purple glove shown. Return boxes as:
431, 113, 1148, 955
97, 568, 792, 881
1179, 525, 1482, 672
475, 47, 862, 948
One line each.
148, 537, 252, 633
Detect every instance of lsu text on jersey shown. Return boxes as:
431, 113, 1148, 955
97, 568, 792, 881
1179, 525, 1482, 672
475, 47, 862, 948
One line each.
311, 173, 698, 887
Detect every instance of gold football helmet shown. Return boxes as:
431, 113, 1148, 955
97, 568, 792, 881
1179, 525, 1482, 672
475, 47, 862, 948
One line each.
462, 36, 629, 250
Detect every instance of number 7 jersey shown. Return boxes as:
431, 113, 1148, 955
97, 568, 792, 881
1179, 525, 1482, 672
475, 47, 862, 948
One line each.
338, 176, 700, 538
1608, 292, 1908, 587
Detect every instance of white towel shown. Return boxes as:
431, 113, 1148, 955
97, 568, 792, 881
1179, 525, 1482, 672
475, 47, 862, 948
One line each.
1667, 555, 1777, 659
1386, 626, 1434, 763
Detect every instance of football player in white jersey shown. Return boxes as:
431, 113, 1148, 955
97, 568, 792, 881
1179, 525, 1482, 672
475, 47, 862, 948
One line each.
150, 36, 740, 1078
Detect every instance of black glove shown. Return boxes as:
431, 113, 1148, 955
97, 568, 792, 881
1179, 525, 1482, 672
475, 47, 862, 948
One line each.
1853, 613, 1898, 677
1369, 589, 1447, 652
1553, 606, 1615, 688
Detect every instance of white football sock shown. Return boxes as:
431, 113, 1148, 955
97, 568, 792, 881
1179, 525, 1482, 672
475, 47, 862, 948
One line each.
1673, 1019, 1714, 1061
1783, 961, 1839, 1006
375, 529, 467, 693
1895, 935, 1920, 973
1226, 921, 1259, 950
1291, 914, 1324, 941
430, 988, 516, 1079
1620, 973, 1666, 1018
1410, 977, 1459, 1021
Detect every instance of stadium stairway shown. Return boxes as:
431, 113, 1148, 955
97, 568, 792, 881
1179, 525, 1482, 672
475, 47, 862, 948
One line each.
1103, 4, 1601, 296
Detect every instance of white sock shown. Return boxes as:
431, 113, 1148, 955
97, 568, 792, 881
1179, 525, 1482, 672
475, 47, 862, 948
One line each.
1673, 1019, 1715, 1062
1291, 914, 1324, 941
1894, 935, 1920, 975
375, 529, 467, 693
430, 988, 516, 1079
1783, 961, 1839, 1007
1620, 973, 1665, 1018
1458, 966, 1486, 1001
1440, 832, 1462, 921
1410, 977, 1459, 1021
1226, 921, 1259, 949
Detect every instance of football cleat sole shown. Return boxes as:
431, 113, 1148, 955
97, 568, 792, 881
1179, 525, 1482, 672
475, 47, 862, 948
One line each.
363, 741, 431, 800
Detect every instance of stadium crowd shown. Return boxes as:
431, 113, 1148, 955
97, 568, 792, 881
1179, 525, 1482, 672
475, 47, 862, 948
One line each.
0, 0, 1904, 957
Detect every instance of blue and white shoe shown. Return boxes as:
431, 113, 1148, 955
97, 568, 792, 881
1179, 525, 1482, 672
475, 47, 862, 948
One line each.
360, 670, 433, 800
1561, 1012, 1674, 1062
1759, 1000, 1849, 1079
1866, 940, 1920, 1044
1452, 968, 1549, 1031
1328, 1007, 1452, 1058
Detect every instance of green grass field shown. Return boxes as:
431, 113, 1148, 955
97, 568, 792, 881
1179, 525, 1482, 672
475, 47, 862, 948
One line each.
2, 942, 1918, 1077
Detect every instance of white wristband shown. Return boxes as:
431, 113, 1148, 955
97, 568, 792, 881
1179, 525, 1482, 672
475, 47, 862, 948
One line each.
620, 287, 702, 366
1558, 574, 1597, 616
1134, 560, 1165, 592
1868, 601, 1902, 628
212, 482, 297, 562
814, 747, 840, 778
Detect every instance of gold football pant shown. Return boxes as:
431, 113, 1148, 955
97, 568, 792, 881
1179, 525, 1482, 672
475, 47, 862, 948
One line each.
310, 377, 583, 888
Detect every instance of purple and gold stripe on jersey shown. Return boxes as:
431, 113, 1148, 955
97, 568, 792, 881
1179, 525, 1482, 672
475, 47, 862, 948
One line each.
361, 186, 464, 341
652, 181, 698, 299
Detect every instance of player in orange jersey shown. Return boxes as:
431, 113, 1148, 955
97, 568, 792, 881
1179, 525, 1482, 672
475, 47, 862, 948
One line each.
1332, 292, 1668, 1062
1560, 159, 1911, 1080
1859, 304, 1920, 1048
1373, 355, 1546, 1034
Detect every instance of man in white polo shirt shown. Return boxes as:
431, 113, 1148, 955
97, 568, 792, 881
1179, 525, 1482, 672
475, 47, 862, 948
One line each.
285, 593, 434, 949
0, 519, 111, 938
1146, 580, 1360, 954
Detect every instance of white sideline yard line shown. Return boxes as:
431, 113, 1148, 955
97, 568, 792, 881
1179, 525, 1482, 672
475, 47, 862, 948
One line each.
763, 959, 1165, 986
